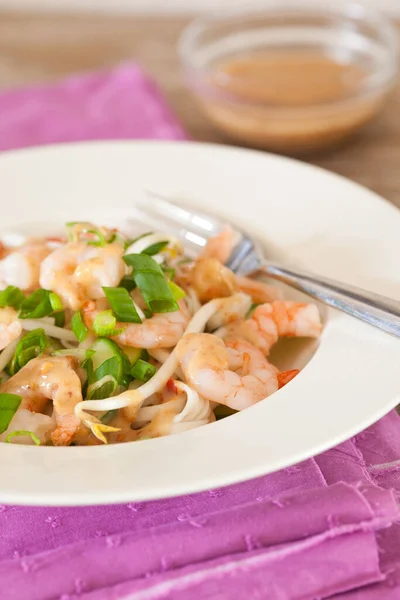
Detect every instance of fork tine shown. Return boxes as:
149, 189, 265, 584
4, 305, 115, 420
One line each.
134, 192, 208, 254
138, 190, 223, 238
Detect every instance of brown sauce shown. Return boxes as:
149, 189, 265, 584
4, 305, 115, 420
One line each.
200, 51, 386, 153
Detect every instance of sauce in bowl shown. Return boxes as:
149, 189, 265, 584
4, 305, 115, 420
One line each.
201, 50, 388, 153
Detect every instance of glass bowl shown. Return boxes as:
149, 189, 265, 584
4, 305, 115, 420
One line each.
179, 1, 399, 154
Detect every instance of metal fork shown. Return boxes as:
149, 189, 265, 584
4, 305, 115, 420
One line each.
137, 191, 400, 338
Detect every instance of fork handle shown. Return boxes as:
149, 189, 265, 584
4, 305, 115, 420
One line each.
261, 261, 400, 338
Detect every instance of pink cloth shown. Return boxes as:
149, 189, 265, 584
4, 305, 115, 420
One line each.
0, 63, 187, 149
0, 64, 399, 600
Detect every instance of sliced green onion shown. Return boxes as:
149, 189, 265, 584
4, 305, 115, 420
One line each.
71, 311, 88, 342
7, 329, 48, 375
54, 311, 65, 328
91, 338, 127, 375
130, 359, 156, 382
124, 254, 179, 314
94, 356, 120, 381
247, 303, 262, 318
127, 232, 153, 247
122, 346, 144, 366
161, 266, 176, 281
101, 409, 118, 424
87, 375, 119, 400
119, 276, 136, 292
103, 287, 142, 324
142, 240, 168, 256
49, 292, 63, 312
5, 430, 41, 445
92, 310, 125, 337
0, 286, 25, 309
18, 289, 53, 319
66, 222, 108, 246
168, 281, 186, 301
52, 348, 95, 363
0, 393, 22, 434
86, 229, 107, 247
109, 231, 127, 246
119, 373, 132, 390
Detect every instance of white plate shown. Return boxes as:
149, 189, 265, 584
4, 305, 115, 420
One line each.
0, 141, 399, 506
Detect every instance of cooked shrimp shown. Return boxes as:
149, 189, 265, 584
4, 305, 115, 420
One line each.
190, 257, 237, 302
40, 242, 126, 310
0, 242, 51, 291
176, 333, 279, 410
207, 292, 252, 331
83, 298, 190, 349
217, 301, 322, 354
0, 307, 22, 351
236, 276, 283, 303
200, 226, 235, 264
1, 355, 83, 446
0, 408, 54, 445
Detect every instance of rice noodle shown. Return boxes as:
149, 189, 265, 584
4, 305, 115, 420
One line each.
20, 319, 76, 341
0, 336, 21, 372
75, 298, 221, 420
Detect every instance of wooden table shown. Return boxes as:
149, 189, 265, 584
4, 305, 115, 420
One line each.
1, 11, 400, 206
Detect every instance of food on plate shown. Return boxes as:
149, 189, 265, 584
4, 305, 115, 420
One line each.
0, 222, 322, 446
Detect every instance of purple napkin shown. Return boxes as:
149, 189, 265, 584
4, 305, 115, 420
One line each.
0, 64, 399, 600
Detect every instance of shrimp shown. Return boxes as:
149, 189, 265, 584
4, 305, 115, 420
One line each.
200, 226, 236, 264
207, 292, 252, 331
217, 301, 322, 355
83, 298, 190, 349
0, 307, 22, 351
1, 355, 83, 446
40, 242, 126, 310
0, 409, 54, 445
176, 333, 279, 411
190, 257, 237, 302
0, 242, 51, 291
236, 275, 283, 303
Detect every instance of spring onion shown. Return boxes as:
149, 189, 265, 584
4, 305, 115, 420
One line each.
124, 254, 179, 313
161, 266, 176, 281
52, 348, 95, 363
49, 292, 63, 312
87, 375, 119, 400
168, 281, 186, 301
66, 222, 108, 246
18, 289, 53, 319
5, 430, 41, 445
54, 311, 66, 328
0, 393, 22, 434
93, 310, 125, 337
0, 286, 25, 309
119, 276, 136, 292
130, 359, 156, 382
7, 329, 48, 375
247, 303, 262, 318
71, 311, 88, 342
101, 409, 118, 424
86, 339, 131, 394
86, 229, 106, 247
103, 287, 142, 324
142, 240, 168, 256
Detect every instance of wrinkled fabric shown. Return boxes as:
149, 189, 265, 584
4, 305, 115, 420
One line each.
0, 64, 399, 600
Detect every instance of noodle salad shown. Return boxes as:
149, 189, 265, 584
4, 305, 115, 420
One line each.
0, 222, 322, 446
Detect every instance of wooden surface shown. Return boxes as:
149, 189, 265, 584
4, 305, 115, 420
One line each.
1, 11, 400, 206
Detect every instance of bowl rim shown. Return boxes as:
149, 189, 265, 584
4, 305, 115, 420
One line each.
178, 0, 399, 109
